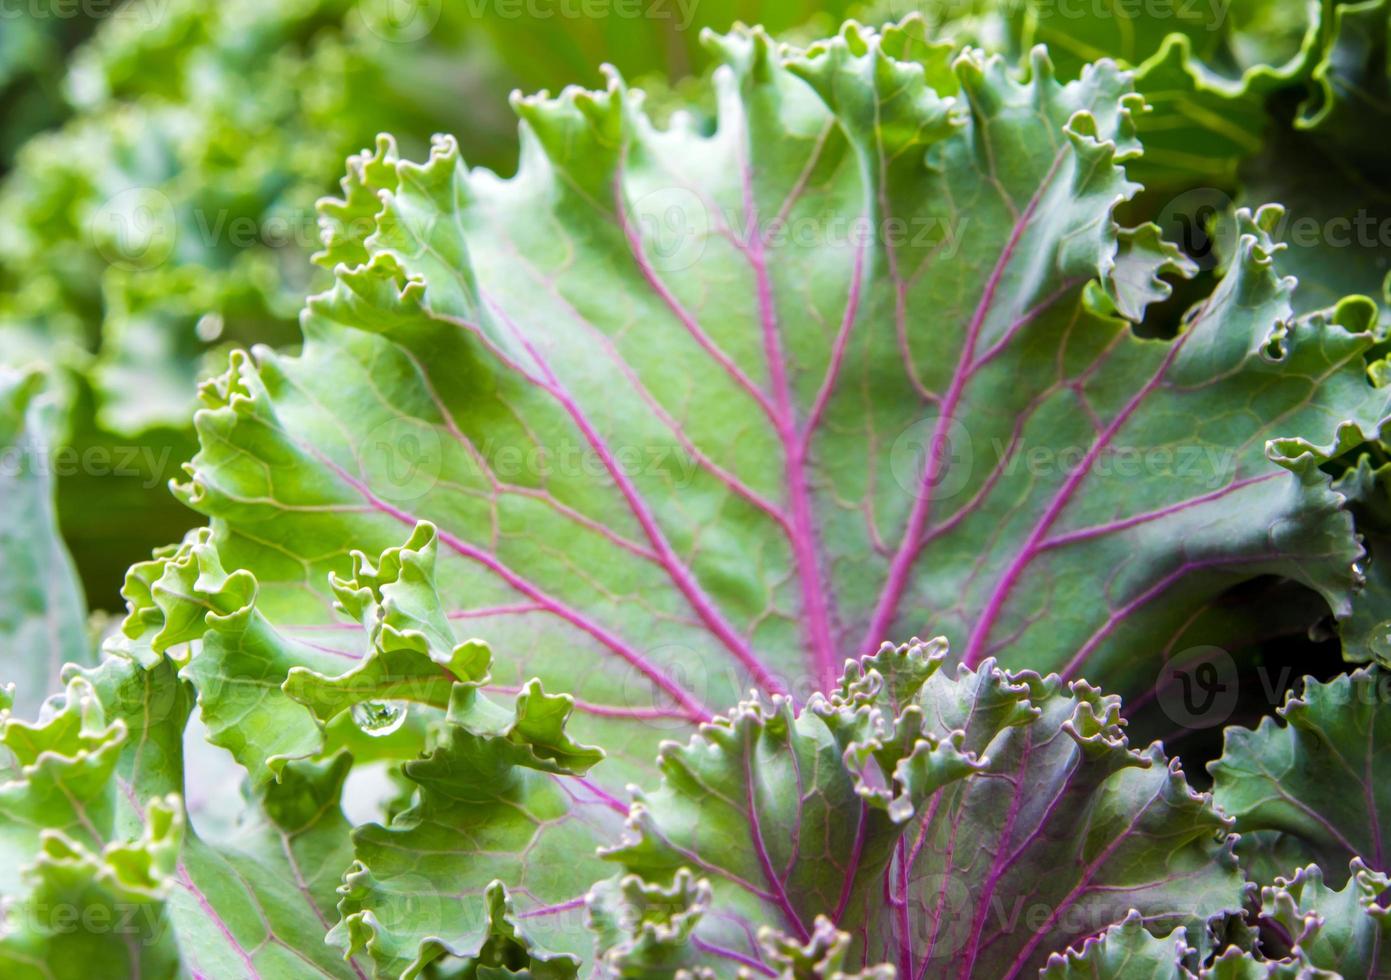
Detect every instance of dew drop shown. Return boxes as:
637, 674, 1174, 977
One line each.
1370, 621, 1391, 661
351, 700, 407, 737
195, 312, 225, 342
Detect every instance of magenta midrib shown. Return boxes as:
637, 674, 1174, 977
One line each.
316, 451, 711, 719
422, 308, 671, 565
939, 723, 1100, 977
963, 327, 1194, 668
996, 780, 1168, 979
1036, 473, 1280, 552
1264, 778, 1364, 857
483, 683, 693, 721
893, 835, 912, 976
692, 936, 778, 976
611, 141, 858, 694
467, 240, 795, 528
1056, 551, 1277, 679
119, 778, 301, 980
916, 783, 968, 972
862, 147, 1070, 658
638, 808, 783, 903
333, 107, 1238, 747
744, 725, 811, 941
178, 864, 262, 980
392, 337, 662, 564
953, 733, 1037, 979
613, 171, 780, 425
446, 127, 1085, 709
568, 775, 629, 816
740, 138, 843, 695
801, 237, 867, 454
517, 895, 586, 918
832, 800, 869, 924
482, 295, 786, 696
905, 677, 997, 975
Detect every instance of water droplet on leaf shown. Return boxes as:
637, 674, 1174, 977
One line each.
195, 312, 225, 342
1370, 621, 1391, 660
351, 700, 407, 737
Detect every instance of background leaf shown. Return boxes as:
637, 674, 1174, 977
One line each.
0, 368, 90, 714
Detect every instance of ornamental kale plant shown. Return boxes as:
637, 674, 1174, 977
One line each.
0, 0, 862, 634
6, 13, 1391, 979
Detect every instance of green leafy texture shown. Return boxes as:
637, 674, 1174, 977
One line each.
0, 0, 512, 442
330, 680, 618, 977
0, 670, 182, 978
1335, 454, 1391, 666
1230, 0, 1391, 318
58, 11, 1391, 975
283, 521, 498, 724
0, 0, 867, 631
1104, 34, 1271, 193
586, 872, 897, 978
1040, 911, 1193, 979
1255, 860, 1391, 976
0, 648, 372, 978
0, 799, 185, 980
1043, 862, 1391, 978
596, 642, 1243, 975
757, 917, 896, 980
103, 515, 599, 791
870, 662, 1241, 977
14, 601, 1242, 977
1210, 665, 1391, 886
1015, 0, 1320, 83
0, 368, 90, 714
101, 518, 615, 975
913, 0, 1391, 320
86, 647, 349, 978
887, 0, 1325, 191
472, 0, 859, 94
586, 869, 715, 976
598, 639, 991, 965
163, 752, 369, 979
180, 20, 1387, 757
102, 526, 337, 787
0, 672, 127, 897
0, 0, 867, 439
